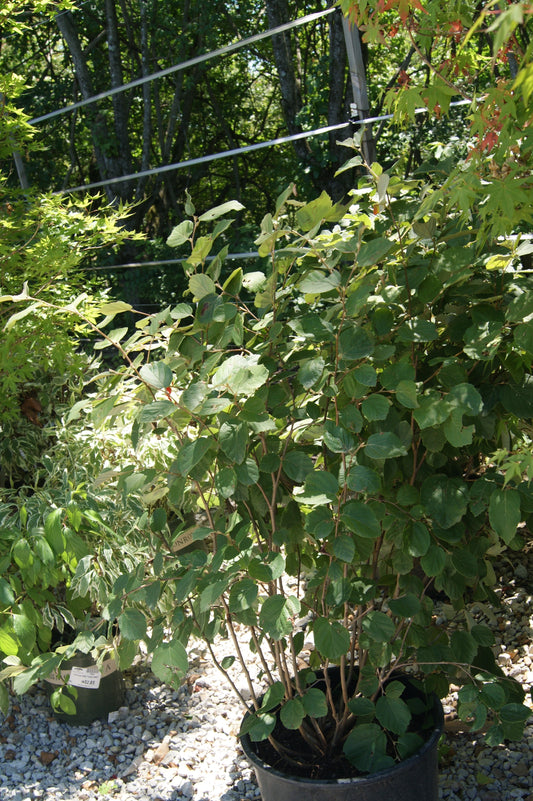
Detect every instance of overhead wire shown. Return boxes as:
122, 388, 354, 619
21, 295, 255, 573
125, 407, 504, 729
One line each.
57, 99, 473, 196
29, 7, 336, 125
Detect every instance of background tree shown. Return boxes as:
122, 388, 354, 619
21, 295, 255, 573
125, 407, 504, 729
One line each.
0, 0, 140, 486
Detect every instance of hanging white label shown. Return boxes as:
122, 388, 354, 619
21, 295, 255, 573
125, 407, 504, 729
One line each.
68, 666, 102, 689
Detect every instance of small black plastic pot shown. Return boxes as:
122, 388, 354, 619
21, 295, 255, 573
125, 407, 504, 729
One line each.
45, 651, 125, 725
240, 673, 444, 801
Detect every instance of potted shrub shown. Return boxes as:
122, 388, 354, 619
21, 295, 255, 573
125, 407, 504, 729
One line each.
71, 163, 533, 796
0, 429, 152, 722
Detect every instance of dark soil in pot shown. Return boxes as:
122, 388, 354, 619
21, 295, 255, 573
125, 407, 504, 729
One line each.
242, 668, 443, 782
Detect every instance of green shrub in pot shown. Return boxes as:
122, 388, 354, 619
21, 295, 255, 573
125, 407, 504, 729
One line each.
0, 424, 155, 718
5, 165, 533, 772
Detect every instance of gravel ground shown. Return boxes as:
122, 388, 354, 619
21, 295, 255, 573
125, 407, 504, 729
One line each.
1, 546, 532, 801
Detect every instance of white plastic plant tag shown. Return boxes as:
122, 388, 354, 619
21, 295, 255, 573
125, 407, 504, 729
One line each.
68, 666, 102, 689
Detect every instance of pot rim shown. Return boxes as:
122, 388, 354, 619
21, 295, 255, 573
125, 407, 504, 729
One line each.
240, 692, 444, 787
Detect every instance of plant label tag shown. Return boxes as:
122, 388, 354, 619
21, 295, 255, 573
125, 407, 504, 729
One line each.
68, 666, 102, 689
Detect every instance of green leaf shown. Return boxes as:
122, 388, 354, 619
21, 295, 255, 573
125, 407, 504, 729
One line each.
361, 395, 391, 421
219, 420, 248, 464
167, 219, 194, 247
216, 466, 237, 498
397, 732, 424, 760
199, 578, 230, 612
245, 553, 285, 584
375, 695, 411, 735
343, 723, 388, 773
212, 355, 269, 396
181, 381, 208, 411
298, 357, 325, 389
397, 318, 438, 342
12, 538, 32, 569
338, 325, 374, 360
302, 687, 328, 718
450, 630, 478, 664
139, 361, 173, 389
420, 475, 469, 529
175, 437, 214, 476
198, 200, 244, 222
299, 471, 338, 506
489, 489, 521, 544
332, 535, 356, 563
222, 268, 243, 295
0, 578, 14, 606
420, 545, 446, 576
388, 594, 421, 618
283, 451, 314, 483
0, 627, 19, 656
340, 501, 380, 539
0, 682, 9, 716
313, 618, 350, 660
240, 712, 276, 741
299, 271, 340, 295
396, 380, 419, 409
259, 595, 300, 640
357, 238, 393, 267
348, 696, 375, 720
405, 522, 430, 557
99, 301, 132, 315
362, 610, 395, 642
260, 681, 286, 712
364, 432, 407, 460
151, 641, 188, 687
280, 698, 305, 729
229, 579, 258, 613
451, 549, 478, 578
137, 399, 176, 424
33, 537, 54, 566
189, 274, 216, 300
44, 509, 66, 554
186, 235, 213, 267
12, 614, 35, 653
296, 191, 333, 231
118, 609, 147, 640
443, 409, 474, 447
413, 393, 452, 429
323, 422, 355, 453
346, 465, 381, 494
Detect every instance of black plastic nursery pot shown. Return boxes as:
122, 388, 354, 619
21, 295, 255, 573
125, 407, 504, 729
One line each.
45, 652, 125, 725
240, 675, 444, 801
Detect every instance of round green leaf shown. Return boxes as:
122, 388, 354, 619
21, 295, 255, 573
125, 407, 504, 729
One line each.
340, 501, 380, 540
343, 723, 388, 773
361, 395, 391, 421
280, 698, 305, 729
489, 489, 521, 545
0, 578, 15, 606
259, 595, 300, 640
283, 451, 314, 483
299, 471, 338, 506
302, 687, 328, 718
151, 640, 188, 687
260, 681, 286, 713
362, 610, 395, 643
420, 475, 469, 529
364, 432, 407, 460
388, 594, 421, 618
118, 608, 147, 640
346, 465, 381, 494
313, 618, 350, 660
375, 695, 411, 735
229, 579, 258, 613
139, 361, 173, 389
